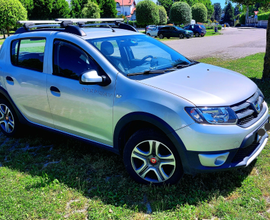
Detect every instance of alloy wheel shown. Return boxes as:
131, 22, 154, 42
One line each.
0, 104, 15, 133
130, 140, 176, 183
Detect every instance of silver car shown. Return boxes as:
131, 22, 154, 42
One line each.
0, 19, 268, 185
146, 25, 164, 37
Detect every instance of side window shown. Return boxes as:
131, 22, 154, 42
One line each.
53, 40, 98, 80
11, 38, 46, 72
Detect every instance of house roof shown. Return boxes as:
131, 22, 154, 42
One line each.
115, 0, 135, 6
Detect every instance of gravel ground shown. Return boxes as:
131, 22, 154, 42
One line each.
163, 27, 267, 60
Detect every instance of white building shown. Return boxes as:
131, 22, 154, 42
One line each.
115, 0, 136, 20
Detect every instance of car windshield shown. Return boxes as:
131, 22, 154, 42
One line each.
87, 35, 193, 77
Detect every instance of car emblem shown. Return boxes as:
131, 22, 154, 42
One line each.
253, 101, 261, 113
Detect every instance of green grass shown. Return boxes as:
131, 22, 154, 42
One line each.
0, 53, 270, 219
204, 29, 222, 37
0, 39, 5, 46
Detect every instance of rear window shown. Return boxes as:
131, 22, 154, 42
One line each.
11, 38, 46, 72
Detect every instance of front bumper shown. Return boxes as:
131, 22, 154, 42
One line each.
175, 103, 269, 175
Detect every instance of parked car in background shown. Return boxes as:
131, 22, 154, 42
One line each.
184, 24, 206, 37
146, 26, 164, 37
146, 25, 156, 31
158, 26, 193, 39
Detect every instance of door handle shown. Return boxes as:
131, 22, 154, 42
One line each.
6, 76, 14, 85
50, 86, 61, 97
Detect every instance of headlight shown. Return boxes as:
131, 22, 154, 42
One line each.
185, 107, 238, 124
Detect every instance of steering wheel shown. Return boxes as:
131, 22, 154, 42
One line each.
141, 55, 153, 63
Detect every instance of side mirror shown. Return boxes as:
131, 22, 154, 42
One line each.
79, 70, 110, 86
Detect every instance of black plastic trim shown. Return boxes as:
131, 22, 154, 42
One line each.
0, 87, 28, 125
113, 112, 192, 172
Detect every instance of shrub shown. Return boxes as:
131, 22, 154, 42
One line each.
82, 0, 100, 18
158, 5, 167, 25
258, 12, 270, 21
169, 2, 191, 25
239, 13, 245, 24
192, 3, 207, 23
136, 0, 159, 26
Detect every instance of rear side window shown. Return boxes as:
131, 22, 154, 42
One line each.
11, 38, 46, 72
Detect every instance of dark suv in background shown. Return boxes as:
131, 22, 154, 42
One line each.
158, 26, 193, 39
184, 24, 206, 37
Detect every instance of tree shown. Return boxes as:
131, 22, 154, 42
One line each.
19, 0, 34, 18
214, 3, 222, 21
191, 3, 207, 23
223, 2, 235, 25
96, 0, 117, 18
29, 0, 70, 20
157, 0, 173, 15
71, 0, 88, 18
169, 2, 191, 25
158, 5, 167, 25
0, 0, 27, 36
29, 0, 53, 20
82, 0, 100, 18
51, 0, 70, 19
201, 0, 214, 20
232, 0, 270, 79
136, 0, 159, 27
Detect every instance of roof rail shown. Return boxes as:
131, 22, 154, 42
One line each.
55, 18, 124, 23
15, 18, 137, 36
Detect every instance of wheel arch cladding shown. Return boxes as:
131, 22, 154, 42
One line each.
113, 112, 191, 173
0, 87, 28, 125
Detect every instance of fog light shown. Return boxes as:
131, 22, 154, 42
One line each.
199, 152, 229, 167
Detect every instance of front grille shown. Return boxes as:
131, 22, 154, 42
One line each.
231, 142, 259, 163
231, 91, 264, 127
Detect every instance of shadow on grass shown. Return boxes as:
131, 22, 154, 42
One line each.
1, 78, 268, 213
0, 122, 257, 213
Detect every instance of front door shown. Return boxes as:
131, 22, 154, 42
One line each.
46, 40, 115, 146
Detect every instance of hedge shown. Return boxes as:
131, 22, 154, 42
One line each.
258, 12, 270, 21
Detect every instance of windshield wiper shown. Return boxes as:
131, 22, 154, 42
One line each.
174, 60, 198, 69
127, 68, 175, 76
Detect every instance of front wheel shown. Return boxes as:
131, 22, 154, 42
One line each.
195, 33, 199, 37
159, 34, 164, 39
123, 129, 183, 185
179, 34, 184, 39
0, 99, 21, 137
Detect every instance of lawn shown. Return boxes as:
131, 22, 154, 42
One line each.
0, 53, 269, 219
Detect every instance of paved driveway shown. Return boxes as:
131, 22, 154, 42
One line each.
163, 27, 267, 60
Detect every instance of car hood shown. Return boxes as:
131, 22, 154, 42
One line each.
141, 63, 257, 106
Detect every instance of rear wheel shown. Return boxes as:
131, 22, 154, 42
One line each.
0, 99, 21, 137
123, 129, 183, 185
179, 34, 184, 39
195, 33, 199, 37
159, 34, 164, 39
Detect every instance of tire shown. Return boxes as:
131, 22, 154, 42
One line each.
159, 34, 164, 39
147, 33, 151, 36
195, 33, 199, 37
123, 129, 183, 185
179, 34, 184, 39
0, 99, 21, 137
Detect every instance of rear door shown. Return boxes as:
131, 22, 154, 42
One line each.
4, 36, 53, 127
